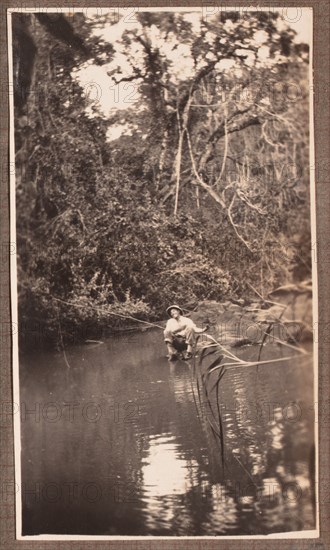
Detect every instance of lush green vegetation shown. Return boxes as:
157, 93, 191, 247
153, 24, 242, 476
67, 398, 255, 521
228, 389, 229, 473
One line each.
13, 11, 311, 347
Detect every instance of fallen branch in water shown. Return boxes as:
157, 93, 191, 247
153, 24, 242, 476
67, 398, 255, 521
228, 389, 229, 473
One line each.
258, 325, 308, 354
193, 309, 312, 475
51, 295, 164, 330
57, 310, 71, 369
207, 353, 312, 376
203, 334, 245, 363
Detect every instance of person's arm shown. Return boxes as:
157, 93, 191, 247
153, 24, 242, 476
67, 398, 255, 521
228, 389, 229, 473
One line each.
194, 325, 209, 334
187, 318, 209, 333
164, 319, 172, 334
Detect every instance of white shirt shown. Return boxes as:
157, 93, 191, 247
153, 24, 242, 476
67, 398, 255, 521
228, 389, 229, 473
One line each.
165, 316, 197, 336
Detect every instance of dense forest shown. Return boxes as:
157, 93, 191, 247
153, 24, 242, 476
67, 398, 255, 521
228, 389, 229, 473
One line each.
12, 10, 311, 347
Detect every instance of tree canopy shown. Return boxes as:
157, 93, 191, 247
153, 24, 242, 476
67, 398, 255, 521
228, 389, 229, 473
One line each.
13, 10, 311, 347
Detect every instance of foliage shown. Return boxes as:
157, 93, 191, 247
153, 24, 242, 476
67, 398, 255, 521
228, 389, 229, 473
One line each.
13, 11, 311, 348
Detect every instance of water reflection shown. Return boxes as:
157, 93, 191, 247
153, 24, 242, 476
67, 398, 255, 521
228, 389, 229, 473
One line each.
20, 330, 315, 536
142, 434, 196, 532
143, 434, 196, 496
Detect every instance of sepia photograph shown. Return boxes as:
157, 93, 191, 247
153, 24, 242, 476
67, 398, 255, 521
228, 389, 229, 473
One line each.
8, 6, 317, 539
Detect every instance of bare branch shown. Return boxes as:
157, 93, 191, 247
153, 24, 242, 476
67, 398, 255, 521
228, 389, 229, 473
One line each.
186, 129, 226, 209
236, 189, 266, 215
227, 195, 253, 251
214, 93, 228, 186
198, 112, 260, 170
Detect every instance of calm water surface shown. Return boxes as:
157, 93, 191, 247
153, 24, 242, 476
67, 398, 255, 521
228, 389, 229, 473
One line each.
20, 329, 315, 536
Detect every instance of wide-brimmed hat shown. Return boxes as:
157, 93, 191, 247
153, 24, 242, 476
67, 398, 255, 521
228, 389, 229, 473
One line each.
166, 304, 183, 316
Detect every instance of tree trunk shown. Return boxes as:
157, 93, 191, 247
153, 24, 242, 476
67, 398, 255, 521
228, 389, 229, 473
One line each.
174, 128, 184, 216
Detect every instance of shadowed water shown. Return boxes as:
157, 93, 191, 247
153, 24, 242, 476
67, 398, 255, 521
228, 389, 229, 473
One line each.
20, 329, 315, 536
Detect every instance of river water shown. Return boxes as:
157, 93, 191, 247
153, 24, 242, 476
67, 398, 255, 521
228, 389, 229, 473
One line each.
19, 328, 315, 536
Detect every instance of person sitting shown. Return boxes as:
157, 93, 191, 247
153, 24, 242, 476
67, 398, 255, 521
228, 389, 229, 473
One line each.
164, 304, 208, 360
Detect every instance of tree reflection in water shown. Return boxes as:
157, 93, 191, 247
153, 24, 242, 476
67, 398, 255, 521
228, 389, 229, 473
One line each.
20, 330, 315, 536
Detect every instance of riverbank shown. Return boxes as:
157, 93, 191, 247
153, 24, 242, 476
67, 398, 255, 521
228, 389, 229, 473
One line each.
191, 282, 313, 350
18, 281, 312, 353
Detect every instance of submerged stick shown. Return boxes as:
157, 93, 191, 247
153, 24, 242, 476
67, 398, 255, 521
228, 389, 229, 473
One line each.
190, 366, 223, 441
257, 321, 274, 364
215, 377, 225, 467
208, 353, 312, 375
57, 310, 71, 369
233, 455, 258, 488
